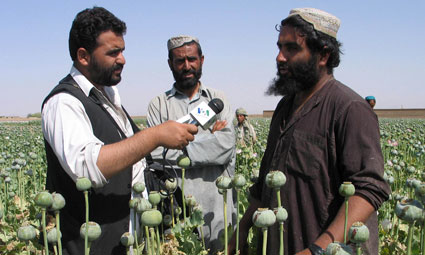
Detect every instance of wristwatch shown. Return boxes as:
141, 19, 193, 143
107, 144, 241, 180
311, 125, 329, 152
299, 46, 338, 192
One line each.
308, 243, 325, 255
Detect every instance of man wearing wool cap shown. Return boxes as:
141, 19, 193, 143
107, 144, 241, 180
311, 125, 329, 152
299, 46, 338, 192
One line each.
235, 107, 257, 148
147, 35, 236, 253
229, 8, 390, 255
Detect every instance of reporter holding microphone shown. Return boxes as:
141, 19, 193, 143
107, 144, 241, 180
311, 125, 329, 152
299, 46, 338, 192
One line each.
147, 35, 236, 254
41, 8, 198, 254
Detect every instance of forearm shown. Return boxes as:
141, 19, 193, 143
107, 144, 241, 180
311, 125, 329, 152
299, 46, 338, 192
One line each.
97, 126, 162, 179
97, 121, 197, 179
314, 195, 375, 249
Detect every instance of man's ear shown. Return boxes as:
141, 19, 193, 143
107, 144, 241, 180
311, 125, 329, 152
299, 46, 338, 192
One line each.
318, 46, 330, 67
76, 48, 90, 66
168, 59, 172, 70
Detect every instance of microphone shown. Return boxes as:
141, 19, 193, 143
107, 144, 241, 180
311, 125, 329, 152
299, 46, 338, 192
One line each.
177, 98, 224, 130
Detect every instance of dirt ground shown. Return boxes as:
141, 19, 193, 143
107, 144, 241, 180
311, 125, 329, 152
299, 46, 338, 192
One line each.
0, 117, 40, 122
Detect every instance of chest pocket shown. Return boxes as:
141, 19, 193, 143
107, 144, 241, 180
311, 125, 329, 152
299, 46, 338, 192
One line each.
286, 129, 326, 180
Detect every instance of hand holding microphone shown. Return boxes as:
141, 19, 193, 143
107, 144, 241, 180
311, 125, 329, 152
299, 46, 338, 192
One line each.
156, 121, 198, 150
176, 98, 224, 130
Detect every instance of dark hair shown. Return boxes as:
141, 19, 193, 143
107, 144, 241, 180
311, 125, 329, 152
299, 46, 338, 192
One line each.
69, 7, 126, 61
279, 15, 342, 74
168, 41, 203, 61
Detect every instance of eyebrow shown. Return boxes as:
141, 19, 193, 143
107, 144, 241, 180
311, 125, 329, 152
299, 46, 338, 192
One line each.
283, 41, 299, 48
175, 55, 199, 61
107, 47, 125, 54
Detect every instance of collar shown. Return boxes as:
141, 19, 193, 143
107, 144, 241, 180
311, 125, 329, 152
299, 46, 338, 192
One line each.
70, 65, 121, 106
166, 82, 209, 100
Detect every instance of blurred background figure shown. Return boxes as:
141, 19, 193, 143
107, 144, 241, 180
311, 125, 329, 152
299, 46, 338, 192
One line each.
365, 96, 376, 109
235, 107, 257, 148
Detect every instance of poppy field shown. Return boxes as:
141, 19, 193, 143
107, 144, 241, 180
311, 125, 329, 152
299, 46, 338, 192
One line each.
0, 118, 424, 254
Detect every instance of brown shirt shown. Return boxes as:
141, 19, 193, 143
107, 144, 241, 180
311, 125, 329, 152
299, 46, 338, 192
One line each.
250, 79, 390, 254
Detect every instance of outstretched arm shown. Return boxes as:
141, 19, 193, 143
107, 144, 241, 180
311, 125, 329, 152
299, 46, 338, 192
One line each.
97, 120, 198, 179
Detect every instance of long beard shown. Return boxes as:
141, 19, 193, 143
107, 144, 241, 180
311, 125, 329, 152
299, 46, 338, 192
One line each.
266, 55, 320, 96
88, 56, 123, 87
172, 66, 203, 90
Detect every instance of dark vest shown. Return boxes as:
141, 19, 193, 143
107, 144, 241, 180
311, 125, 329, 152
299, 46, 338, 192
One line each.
42, 75, 139, 255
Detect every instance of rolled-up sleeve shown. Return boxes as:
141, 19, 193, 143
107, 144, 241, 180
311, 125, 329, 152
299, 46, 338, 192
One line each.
335, 101, 391, 209
42, 93, 107, 188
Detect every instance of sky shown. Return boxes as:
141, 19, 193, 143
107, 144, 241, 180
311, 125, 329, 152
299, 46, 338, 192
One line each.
1, 0, 424, 117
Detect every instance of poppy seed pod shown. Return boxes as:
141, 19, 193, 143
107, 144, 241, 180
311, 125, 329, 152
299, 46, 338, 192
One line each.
35, 191, 53, 208
80, 222, 101, 242
273, 206, 288, 223
148, 191, 161, 207
412, 179, 421, 189
177, 155, 191, 168
165, 178, 177, 192
47, 228, 61, 244
216, 175, 232, 190
232, 174, 247, 189
136, 198, 152, 214
338, 182, 355, 198
395, 199, 424, 223
49, 192, 66, 211
159, 190, 168, 200
407, 166, 416, 173
129, 198, 140, 209
250, 169, 260, 183
186, 195, 197, 207
349, 221, 369, 244
120, 232, 134, 247
141, 209, 163, 227
133, 182, 145, 194
17, 225, 37, 241
265, 170, 286, 190
325, 242, 353, 255
415, 182, 425, 203
163, 214, 173, 226
76, 177, 91, 191
252, 208, 276, 229
175, 206, 182, 216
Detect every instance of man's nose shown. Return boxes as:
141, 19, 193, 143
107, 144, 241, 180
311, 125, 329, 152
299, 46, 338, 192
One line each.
276, 50, 286, 63
183, 59, 190, 70
117, 52, 126, 65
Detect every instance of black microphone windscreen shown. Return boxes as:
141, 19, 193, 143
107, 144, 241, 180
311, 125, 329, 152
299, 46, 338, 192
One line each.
208, 98, 224, 114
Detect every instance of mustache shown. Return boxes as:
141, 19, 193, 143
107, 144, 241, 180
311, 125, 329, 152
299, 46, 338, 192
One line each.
277, 63, 288, 69
181, 69, 196, 75
113, 64, 124, 72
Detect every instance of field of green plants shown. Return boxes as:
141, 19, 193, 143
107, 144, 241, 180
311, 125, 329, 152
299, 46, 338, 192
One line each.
0, 118, 424, 254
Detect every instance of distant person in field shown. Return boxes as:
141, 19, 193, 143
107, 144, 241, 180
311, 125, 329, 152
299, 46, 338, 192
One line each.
365, 96, 376, 109
229, 8, 390, 255
146, 35, 236, 253
41, 7, 197, 254
235, 107, 257, 148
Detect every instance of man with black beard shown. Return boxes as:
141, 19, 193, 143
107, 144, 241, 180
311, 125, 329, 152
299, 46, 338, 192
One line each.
147, 35, 236, 253
41, 8, 197, 254
229, 8, 390, 255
